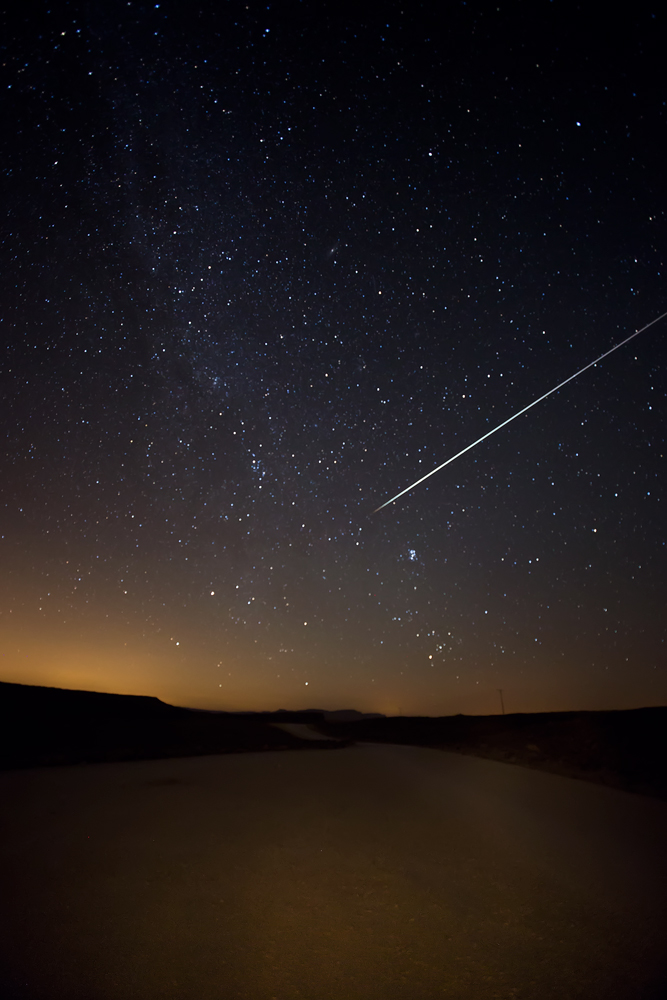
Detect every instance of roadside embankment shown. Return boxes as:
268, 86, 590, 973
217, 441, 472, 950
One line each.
316, 707, 667, 800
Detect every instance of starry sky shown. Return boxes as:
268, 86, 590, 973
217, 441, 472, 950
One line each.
1, 1, 665, 715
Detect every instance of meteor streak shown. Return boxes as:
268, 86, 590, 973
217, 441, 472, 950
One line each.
373, 310, 667, 513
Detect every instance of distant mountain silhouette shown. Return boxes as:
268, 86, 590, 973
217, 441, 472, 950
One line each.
320, 710, 386, 722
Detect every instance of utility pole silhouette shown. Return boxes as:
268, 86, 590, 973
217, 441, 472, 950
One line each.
497, 689, 505, 715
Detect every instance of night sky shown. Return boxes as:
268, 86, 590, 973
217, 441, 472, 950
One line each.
1, 1, 665, 715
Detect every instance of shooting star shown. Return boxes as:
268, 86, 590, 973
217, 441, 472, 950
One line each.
373, 310, 667, 514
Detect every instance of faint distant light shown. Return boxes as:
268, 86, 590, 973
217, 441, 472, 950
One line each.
305, 681, 308, 685
176, 642, 180, 645
576, 121, 581, 126
210, 590, 215, 595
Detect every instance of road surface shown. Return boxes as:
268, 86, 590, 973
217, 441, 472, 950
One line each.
270, 722, 338, 741
1, 743, 665, 999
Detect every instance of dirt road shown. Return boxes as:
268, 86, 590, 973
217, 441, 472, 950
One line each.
1, 743, 665, 999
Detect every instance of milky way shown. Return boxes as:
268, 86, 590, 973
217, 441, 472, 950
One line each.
1, 2, 665, 714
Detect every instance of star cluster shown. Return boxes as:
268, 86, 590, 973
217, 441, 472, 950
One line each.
1, 1, 665, 713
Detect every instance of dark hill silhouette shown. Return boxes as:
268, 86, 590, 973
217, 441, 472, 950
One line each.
1, 682, 665, 798
320, 709, 386, 722
0, 681, 341, 768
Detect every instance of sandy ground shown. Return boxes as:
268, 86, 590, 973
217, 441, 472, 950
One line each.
1, 743, 666, 1000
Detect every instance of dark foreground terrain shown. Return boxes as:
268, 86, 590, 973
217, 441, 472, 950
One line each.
1, 682, 666, 801
0, 681, 344, 768
1, 744, 666, 1000
318, 708, 667, 801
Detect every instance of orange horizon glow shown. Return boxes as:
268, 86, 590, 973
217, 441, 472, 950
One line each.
2, 620, 665, 718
